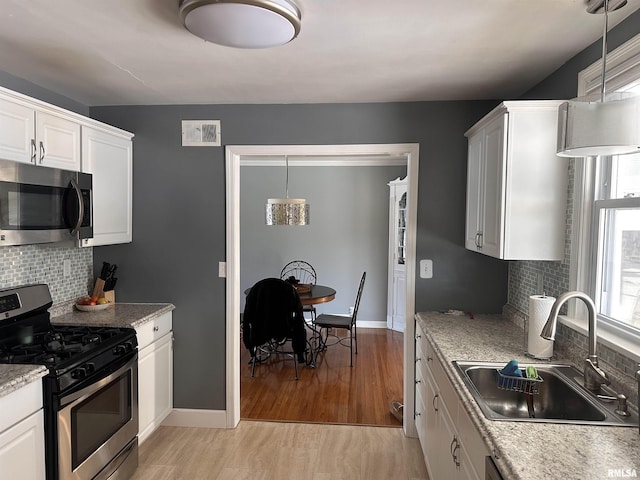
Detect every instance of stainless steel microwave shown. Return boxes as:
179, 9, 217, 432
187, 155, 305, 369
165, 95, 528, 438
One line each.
0, 158, 92, 246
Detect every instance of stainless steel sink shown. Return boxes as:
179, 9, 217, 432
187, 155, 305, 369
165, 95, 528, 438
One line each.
453, 361, 638, 426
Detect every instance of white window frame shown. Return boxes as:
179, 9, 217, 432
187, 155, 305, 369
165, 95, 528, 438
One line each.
569, 33, 640, 362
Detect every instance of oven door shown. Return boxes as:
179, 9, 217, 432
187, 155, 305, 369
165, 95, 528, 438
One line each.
57, 353, 138, 480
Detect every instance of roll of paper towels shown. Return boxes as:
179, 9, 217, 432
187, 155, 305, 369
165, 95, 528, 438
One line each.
527, 295, 556, 359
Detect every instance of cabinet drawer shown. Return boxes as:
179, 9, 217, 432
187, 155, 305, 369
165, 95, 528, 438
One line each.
0, 381, 43, 433
414, 382, 428, 453
424, 340, 457, 410
136, 312, 172, 350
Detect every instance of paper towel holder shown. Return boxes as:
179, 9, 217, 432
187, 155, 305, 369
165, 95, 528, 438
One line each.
525, 294, 556, 360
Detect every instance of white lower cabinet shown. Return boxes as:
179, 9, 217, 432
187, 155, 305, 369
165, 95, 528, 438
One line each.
415, 322, 487, 480
0, 381, 45, 480
136, 311, 173, 444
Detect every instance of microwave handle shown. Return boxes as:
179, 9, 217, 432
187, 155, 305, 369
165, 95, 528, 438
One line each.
69, 177, 84, 234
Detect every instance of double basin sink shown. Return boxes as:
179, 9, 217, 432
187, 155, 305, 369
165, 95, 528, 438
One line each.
453, 361, 638, 426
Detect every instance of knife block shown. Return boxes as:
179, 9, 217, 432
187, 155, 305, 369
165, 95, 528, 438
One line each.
104, 290, 116, 303
92, 278, 105, 298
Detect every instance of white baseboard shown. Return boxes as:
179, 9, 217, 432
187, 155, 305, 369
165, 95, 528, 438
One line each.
356, 320, 388, 328
162, 408, 228, 429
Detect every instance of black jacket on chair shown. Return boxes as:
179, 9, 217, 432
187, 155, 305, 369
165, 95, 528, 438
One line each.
242, 278, 307, 359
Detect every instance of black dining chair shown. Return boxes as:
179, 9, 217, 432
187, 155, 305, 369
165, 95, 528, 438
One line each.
280, 260, 318, 322
242, 278, 307, 379
314, 272, 366, 367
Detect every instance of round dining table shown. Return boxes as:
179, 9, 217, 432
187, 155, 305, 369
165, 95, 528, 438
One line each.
296, 285, 336, 306
243, 284, 336, 305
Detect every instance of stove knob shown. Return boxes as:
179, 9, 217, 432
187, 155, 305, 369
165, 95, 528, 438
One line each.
85, 363, 95, 374
71, 367, 87, 379
113, 345, 127, 355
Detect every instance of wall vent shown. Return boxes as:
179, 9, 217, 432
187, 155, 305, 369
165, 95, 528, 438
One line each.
181, 120, 221, 146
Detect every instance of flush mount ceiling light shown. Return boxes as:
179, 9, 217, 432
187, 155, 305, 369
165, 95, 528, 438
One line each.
557, 0, 640, 157
266, 156, 310, 226
179, 0, 301, 49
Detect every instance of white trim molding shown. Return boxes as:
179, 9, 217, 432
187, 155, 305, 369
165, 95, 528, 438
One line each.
162, 409, 228, 429
225, 143, 420, 437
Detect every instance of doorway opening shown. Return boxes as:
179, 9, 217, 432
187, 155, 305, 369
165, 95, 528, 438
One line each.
225, 144, 419, 437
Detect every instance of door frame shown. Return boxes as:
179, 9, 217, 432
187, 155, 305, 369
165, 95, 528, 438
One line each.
225, 143, 420, 437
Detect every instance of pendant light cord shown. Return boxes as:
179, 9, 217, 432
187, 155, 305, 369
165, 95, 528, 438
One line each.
285, 155, 289, 199
600, 0, 609, 103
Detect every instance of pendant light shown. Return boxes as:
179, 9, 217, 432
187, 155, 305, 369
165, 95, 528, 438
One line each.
557, 0, 640, 157
265, 156, 310, 225
179, 0, 301, 49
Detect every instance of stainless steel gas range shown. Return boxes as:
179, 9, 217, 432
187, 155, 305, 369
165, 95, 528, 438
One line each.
0, 284, 138, 480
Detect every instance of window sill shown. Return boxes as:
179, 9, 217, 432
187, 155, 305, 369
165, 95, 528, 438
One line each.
559, 314, 640, 365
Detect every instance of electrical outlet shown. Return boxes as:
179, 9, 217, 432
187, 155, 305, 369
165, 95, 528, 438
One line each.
218, 261, 226, 278
63, 259, 71, 278
420, 259, 433, 279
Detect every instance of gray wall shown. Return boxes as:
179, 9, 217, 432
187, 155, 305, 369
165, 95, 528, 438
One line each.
0, 69, 88, 116
241, 165, 407, 321
89, 101, 507, 410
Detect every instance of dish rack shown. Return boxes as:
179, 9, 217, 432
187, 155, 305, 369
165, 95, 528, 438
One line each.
496, 369, 543, 394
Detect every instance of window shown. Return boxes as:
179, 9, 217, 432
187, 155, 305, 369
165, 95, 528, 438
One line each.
593, 154, 640, 330
570, 33, 640, 353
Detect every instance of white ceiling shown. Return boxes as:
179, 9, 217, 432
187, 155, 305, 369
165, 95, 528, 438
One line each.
0, 0, 638, 107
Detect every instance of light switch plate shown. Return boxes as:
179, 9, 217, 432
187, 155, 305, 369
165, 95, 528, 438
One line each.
218, 261, 226, 278
420, 259, 433, 279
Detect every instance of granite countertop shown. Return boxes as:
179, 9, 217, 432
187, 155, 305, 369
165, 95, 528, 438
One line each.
0, 303, 174, 400
0, 365, 48, 399
416, 311, 640, 480
50, 303, 175, 329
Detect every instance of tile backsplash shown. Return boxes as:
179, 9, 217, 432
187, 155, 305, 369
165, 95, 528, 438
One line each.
0, 245, 92, 304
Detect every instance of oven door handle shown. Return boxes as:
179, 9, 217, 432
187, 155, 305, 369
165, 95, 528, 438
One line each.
59, 353, 137, 409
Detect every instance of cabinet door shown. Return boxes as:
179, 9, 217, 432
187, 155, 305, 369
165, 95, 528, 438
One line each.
433, 399, 459, 480
465, 133, 483, 251
81, 127, 133, 246
0, 98, 35, 164
138, 331, 173, 444
36, 111, 81, 170
0, 410, 45, 480
479, 114, 506, 258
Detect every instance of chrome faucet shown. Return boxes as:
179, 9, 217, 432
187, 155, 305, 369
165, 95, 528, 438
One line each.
541, 291, 611, 392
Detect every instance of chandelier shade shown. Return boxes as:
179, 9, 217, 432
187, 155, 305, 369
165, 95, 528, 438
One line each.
265, 156, 309, 226
557, 93, 640, 157
179, 0, 301, 49
266, 198, 310, 225
556, 0, 640, 157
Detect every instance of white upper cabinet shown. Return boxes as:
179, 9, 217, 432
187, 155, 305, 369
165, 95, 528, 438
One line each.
0, 85, 134, 248
81, 126, 133, 247
0, 95, 80, 170
35, 111, 81, 170
465, 100, 569, 261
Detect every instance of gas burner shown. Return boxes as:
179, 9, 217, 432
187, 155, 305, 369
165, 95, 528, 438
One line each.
82, 333, 101, 344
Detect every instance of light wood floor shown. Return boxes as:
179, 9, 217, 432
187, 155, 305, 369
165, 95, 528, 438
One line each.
240, 327, 404, 426
132, 421, 429, 480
